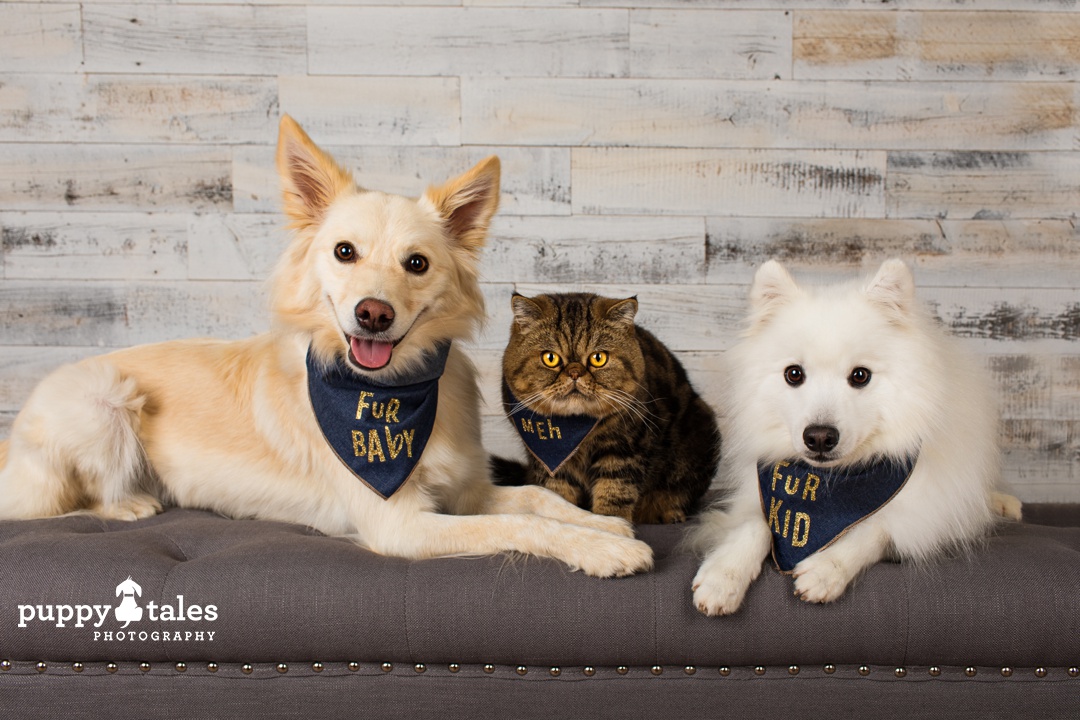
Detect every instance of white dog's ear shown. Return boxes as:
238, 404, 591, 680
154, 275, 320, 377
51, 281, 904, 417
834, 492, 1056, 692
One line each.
424, 156, 501, 253
276, 114, 356, 231
511, 293, 544, 331
749, 260, 799, 324
865, 259, 916, 317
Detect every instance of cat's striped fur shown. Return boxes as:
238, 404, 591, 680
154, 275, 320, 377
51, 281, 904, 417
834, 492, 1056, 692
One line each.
496, 292, 720, 524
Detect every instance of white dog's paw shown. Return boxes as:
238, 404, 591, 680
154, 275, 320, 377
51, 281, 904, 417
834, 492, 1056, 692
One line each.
691, 567, 752, 617
581, 513, 636, 538
792, 555, 851, 604
991, 491, 1023, 521
576, 535, 654, 578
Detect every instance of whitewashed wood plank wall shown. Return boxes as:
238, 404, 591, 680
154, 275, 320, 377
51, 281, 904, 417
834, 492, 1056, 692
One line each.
1, 1, 1078, 502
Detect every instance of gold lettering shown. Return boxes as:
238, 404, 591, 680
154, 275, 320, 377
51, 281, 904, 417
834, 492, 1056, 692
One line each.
548, 420, 561, 440
384, 426, 404, 460
792, 512, 811, 548
537, 423, 547, 441
782, 509, 791, 539
385, 398, 400, 424
367, 428, 386, 463
402, 428, 416, 458
371, 402, 385, 420
356, 391, 374, 420
352, 430, 366, 458
784, 473, 800, 496
803, 474, 820, 502
521, 419, 534, 434
772, 461, 789, 491
768, 497, 783, 534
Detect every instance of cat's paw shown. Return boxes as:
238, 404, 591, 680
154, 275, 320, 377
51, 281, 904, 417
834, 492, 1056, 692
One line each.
792, 554, 851, 604
576, 535, 654, 578
991, 491, 1022, 521
691, 566, 752, 616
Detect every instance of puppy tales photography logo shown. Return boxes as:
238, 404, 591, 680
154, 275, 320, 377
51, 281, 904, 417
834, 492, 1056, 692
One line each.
17, 576, 219, 643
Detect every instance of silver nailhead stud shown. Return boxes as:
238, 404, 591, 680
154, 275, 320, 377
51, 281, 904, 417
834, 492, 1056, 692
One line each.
616, 666, 629, 675
37, 662, 48, 673
651, 666, 663, 676
719, 667, 731, 676
381, 662, 393, 673
106, 663, 118, 674
276, 664, 288, 674
929, 666, 941, 676
483, 664, 495, 674
139, 662, 150, 673
73, 663, 84, 673
754, 666, 766, 676
823, 665, 836, 674
415, 664, 426, 674
895, 668, 907, 678
1001, 667, 1013, 677
965, 667, 977, 678
176, 662, 187, 673
1068, 667, 1078, 678
348, 662, 360, 672
207, 663, 218, 673
0, 660, 11, 671
684, 666, 696, 676
516, 666, 527, 676
448, 664, 460, 673
858, 666, 870, 676
242, 664, 253, 675
312, 663, 323, 673
550, 667, 561, 677
789, 665, 800, 676
1035, 667, 1048, 678
583, 667, 596, 677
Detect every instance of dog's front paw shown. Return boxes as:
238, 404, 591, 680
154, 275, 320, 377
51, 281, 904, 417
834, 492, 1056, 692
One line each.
94, 494, 163, 522
792, 554, 851, 604
991, 491, 1023, 521
691, 566, 752, 617
578, 536, 654, 578
583, 513, 636, 538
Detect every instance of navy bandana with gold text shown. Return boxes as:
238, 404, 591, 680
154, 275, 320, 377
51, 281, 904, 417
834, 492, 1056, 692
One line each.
307, 343, 449, 499
504, 388, 600, 475
758, 455, 918, 572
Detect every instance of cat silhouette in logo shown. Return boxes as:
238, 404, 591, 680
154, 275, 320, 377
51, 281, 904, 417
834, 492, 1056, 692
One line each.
114, 576, 143, 628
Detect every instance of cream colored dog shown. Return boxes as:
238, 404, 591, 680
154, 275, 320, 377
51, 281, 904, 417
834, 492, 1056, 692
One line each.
0, 116, 653, 578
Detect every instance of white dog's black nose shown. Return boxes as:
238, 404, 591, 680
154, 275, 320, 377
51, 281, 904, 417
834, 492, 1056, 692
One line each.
356, 298, 395, 333
803, 425, 839, 453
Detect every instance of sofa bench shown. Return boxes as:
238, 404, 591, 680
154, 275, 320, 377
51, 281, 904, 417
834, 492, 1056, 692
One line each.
2, 505, 1077, 718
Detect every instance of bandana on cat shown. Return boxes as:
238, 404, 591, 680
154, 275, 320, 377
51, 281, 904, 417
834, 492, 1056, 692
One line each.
758, 455, 918, 572
504, 390, 601, 475
307, 343, 449, 499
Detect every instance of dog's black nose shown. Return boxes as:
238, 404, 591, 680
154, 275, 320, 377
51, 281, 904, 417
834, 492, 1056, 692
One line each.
355, 298, 395, 333
803, 425, 839, 453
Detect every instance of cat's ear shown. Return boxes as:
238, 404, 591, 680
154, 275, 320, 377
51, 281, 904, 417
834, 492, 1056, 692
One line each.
603, 297, 638, 326
864, 258, 916, 319
748, 259, 799, 328
511, 293, 544, 331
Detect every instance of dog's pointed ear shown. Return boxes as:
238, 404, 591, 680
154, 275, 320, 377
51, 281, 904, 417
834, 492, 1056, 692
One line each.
424, 156, 501, 252
600, 296, 638, 327
511, 293, 544, 331
750, 259, 799, 310
865, 259, 916, 317
276, 114, 355, 230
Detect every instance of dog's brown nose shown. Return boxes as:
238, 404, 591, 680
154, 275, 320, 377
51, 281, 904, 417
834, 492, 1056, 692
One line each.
355, 298, 395, 334
803, 425, 840, 453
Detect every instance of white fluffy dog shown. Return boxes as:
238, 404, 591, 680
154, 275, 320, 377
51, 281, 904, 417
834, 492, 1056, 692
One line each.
692, 259, 1022, 616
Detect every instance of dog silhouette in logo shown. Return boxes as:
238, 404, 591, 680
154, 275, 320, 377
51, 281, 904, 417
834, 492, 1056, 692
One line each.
114, 576, 143, 628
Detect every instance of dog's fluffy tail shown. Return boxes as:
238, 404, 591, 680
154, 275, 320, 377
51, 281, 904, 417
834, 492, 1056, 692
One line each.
489, 455, 528, 486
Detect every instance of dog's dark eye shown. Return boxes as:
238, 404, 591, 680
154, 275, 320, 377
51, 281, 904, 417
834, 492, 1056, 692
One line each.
406, 254, 429, 274
334, 242, 356, 263
784, 365, 805, 387
849, 367, 872, 388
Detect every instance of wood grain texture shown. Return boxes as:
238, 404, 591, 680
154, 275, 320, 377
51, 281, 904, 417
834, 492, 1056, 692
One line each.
187, 213, 288, 281
463, 78, 1077, 150
0, 4, 82, 73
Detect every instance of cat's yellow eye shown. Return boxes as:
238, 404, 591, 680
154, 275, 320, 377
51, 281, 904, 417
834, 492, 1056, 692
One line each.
589, 351, 608, 368
541, 351, 561, 368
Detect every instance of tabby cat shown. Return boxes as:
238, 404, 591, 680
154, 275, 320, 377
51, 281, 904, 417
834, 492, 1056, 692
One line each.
495, 292, 720, 524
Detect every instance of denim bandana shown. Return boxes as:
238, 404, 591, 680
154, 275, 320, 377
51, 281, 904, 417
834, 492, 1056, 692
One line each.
758, 454, 918, 573
504, 388, 601, 475
307, 343, 450, 499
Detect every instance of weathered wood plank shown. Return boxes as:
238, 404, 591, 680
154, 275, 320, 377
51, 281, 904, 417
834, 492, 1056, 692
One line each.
0, 346, 117, 412
584, 1, 1076, 9
704, 218, 1080, 288
463, 78, 1076, 151
794, 11, 1080, 81
0, 4, 82, 73
1, 212, 188, 280
629, 9, 791, 79
307, 7, 629, 77
0, 144, 233, 212
187, 214, 288, 281
483, 215, 706, 284
83, 4, 306, 75
572, 147, 886, 217
277, 76, 459, 147
0, 74, 279, 144
0, 280, 268, 347
886, 151, 1080, 220
233, 145, 571, 216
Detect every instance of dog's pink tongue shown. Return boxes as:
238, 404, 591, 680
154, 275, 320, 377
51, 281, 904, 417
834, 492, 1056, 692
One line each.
351, 337, 393, 370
